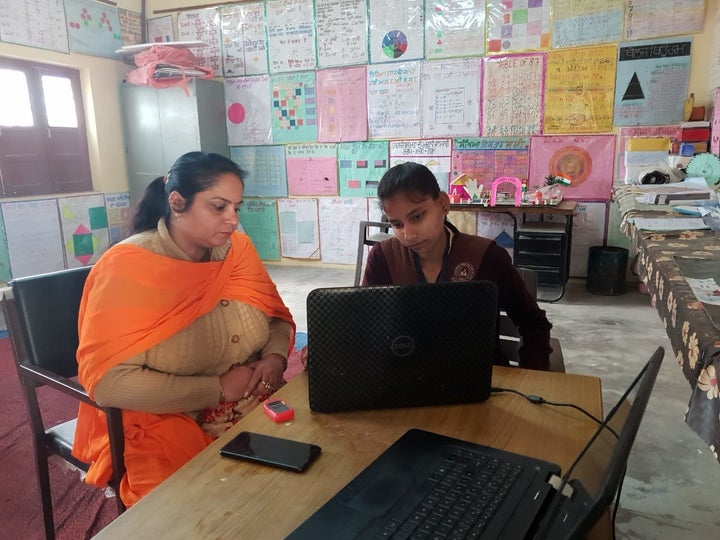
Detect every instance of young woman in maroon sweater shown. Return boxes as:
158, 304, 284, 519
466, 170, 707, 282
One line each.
362, 162, 552, 371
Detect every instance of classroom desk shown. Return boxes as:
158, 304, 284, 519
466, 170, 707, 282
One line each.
450, 201, 578, 301
92, 366, 608, 539
613, 184, 720, 464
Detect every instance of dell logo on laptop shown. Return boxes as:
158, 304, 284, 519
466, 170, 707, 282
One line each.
390, 336, 415, 357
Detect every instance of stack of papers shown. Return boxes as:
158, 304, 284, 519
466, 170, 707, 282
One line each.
631, 217, 710, 231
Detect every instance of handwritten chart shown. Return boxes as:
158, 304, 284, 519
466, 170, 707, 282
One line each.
277, 198, 320, 259
178, 8, 222, 74
486, 0, 551, 54
118, 8, 142, 48
421, 58, 481, 138
624, 0, 706, 40
367, 62, 422, 139
146, 15, 173, 42
220, 2, 268, 76
285, 143, 338, 196
482, 53, 546, 137
316, 66, 368, 142
270, 71, 318, 144
239, 198, 281, 261
0, 0, 68, 53
315, 0, 368, 68
368, 0, 424, 64
552, 0, 623, 49
266, 0, 316, 73
229, 145, 288, 197
225, 75, 273, 146
319, 198, 368, 264
544, 45, 617, 134
452, 137, 530, 187
390, 138, 452, 190
424, 0, 485, 59
338, 141, 389, 197
64, 0, 122, 59
613, 37, 692, 126
104, 192, 131, 245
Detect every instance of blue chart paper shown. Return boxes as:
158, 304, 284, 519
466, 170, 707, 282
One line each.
64, 0, 123, 58
230, 146, 288, 197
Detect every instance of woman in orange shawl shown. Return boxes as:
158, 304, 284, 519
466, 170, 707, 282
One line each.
72, 152, 295, 507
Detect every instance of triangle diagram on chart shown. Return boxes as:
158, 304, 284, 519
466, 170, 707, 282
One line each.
622, 72, 645, 101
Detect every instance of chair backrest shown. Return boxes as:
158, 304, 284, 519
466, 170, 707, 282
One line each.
354, 220, 393, 286
9, 266, 91, 378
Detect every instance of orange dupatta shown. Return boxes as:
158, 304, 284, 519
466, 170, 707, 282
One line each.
72, 232, 294, 506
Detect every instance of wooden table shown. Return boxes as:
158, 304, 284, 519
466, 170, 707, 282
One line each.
93, 366, 606, 539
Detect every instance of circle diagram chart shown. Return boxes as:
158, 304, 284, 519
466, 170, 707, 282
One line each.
381, 30, 408, 59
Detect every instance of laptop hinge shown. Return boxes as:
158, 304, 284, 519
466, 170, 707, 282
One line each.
548, 474, 574, 498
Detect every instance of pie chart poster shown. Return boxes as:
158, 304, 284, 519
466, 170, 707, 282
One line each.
528, 135, 616, 201
613, 36, 692, 127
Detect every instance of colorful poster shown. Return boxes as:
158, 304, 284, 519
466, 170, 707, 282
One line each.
315, 0, 368, 68
146, 15, 174, 43
239, 198, 281, 261
476, 213, 515, 259
266, 0, 316, 73
424, 0, 485, 59
318, 198, 368, 264
58, 194, 109, 268
624, 0, 706, 40
225, 75, 273, 146
551, 0, 624, 48
229, 146, 288, 197
368, 0, 424, 64
104, 192, 131, 245
367, 62, 422, 139
316, 66, 368, 142
421, 58, 481, 138
277, 198, 320, 259
118, 8, 142, 48
285, 143, 338, 196
616, 125, 682, 182
389, 138, 452, 190
64, 0, 122, 58
482, 53, 546, 137
544, 45, 617, 134
528, 135, 616, 200
486, 0, 551, 54
451, 137, 530, 187
613, 37, 692, 126
178, 8, 222, 73
270, 71, 318, 144
338, 141, 389, 197
0, 0, 69, 53
220, 2, 268, 76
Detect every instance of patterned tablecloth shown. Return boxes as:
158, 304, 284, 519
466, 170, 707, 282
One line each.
613, 185, 720, 462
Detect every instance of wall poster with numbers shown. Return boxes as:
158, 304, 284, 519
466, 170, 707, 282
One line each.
0, 0, 69, 53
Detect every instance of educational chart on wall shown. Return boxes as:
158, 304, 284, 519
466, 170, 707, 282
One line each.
551, 0, 623, 49
104, 192, 131, 245
616, 125, 682, 182
367, 62, 422, 139
266, 0, 316, 73
230, 145, 288, 197
146, 15, 174, 43
421, 58, 481, 138
315, 0, 368, 68
624, 0, 705, 40
239, 198, 281, 261
58, 194, 109, 268
225, 75, 273, 146
2, 199, 65, 279
485, 0, 551, 54
613, 37, 692, 127
368, 0, 424, 64
177, 8, 222, 74
286, 143, 338, 196
451, 137, 530, 188
390, 138, 452, 190
338, 141, 389, 197
118, 9, 142, 48
316, 66, 368, 142
270, 71, 318, 144
0, 214, 12, 283
476, 213, 515, 259
544, 45, 617, 134
220, 2, 269, 76
482, 53, 546, 137
277, 198, 320, 259
0, 0, 69, 53
64, 0, 122, 58
319, 198, 368, 264
529, 135, 616, 200
424, 0, 485, 60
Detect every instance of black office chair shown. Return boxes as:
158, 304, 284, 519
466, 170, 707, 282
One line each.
1, 266, 126, 540
354, 220, 394, 286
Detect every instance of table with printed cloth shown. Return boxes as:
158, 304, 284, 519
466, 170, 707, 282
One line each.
613, 185, 720, 462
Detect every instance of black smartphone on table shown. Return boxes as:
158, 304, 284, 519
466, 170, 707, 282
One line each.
219, 431, 321, 472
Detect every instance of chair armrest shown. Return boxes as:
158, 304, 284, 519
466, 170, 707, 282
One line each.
18, 363, 96, 406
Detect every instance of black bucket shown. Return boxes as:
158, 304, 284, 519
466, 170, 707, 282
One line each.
586, 246, 629, 296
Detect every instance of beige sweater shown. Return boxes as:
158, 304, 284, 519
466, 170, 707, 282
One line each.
93, 221, 292, 414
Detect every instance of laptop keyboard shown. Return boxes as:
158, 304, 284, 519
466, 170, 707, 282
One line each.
373, 448, 525, 540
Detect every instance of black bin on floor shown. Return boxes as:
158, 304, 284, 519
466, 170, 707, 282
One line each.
586, 246, 629, 296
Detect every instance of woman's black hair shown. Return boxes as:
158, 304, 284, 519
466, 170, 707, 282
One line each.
376, 162, 441, 209
132, 151, 246, 233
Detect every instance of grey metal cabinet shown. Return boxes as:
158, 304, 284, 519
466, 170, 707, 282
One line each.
120, 79, 228, 208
